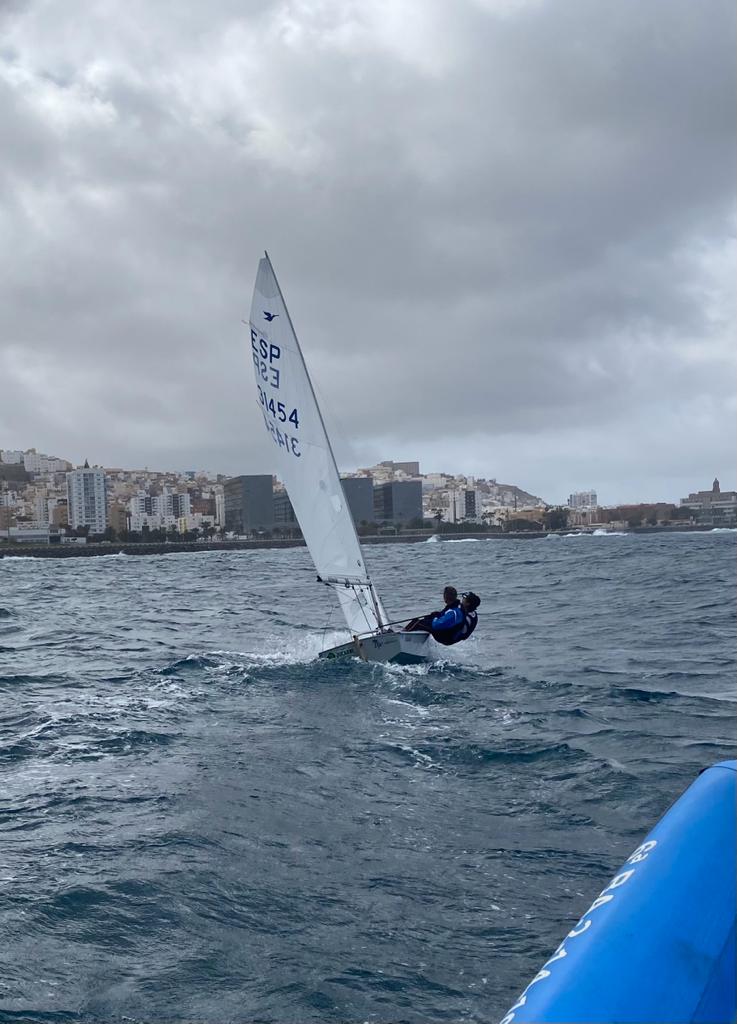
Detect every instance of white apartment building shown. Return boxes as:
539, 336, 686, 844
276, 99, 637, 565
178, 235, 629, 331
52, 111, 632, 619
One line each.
23, 450, 70, 475
449, 487, 483, 523
423, 473, 452, 490
129, 512, 178, 532
0, 450, 24, 464
128, 511, 215, 534
215, 490, 225, 528
129, 488, 191, 519
568, 489, 598, 510
66, 467, 107, 533
34, 494, 50, 526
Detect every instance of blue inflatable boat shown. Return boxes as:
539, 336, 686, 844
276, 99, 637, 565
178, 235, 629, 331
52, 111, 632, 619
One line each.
500, 760, 736, 1024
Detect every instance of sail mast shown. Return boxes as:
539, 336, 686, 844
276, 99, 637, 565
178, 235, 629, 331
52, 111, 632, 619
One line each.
263, 253, 383, 626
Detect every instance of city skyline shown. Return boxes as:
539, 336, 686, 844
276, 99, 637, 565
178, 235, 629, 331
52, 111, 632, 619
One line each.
0, 1, 735, 506
2, 443, 734, 513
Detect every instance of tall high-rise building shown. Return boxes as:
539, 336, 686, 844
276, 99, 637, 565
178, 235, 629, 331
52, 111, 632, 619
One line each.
66, 466, 107, 533
224, 475, 274, 534
340, 476, 374, 525
450, 487, 483, 523
373, 481, 422, 525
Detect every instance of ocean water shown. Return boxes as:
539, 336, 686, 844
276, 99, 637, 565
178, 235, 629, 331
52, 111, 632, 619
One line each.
1, 531, 735, 1023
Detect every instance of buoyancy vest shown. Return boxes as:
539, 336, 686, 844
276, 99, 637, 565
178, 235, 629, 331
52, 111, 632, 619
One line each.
435, 609, 478, 646
459, 610, 478, 640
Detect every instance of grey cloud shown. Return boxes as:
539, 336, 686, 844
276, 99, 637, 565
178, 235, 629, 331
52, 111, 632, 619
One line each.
0, 0, 734, 502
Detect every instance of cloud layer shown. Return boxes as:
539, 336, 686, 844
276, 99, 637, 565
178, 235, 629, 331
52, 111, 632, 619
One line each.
1, 0, 735, 502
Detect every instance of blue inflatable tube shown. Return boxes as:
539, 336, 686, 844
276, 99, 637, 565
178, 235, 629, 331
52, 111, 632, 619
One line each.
501, 760, 736, 1024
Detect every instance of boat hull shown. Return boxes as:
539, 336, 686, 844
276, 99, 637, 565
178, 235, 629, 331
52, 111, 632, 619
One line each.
319, 630, 430, 665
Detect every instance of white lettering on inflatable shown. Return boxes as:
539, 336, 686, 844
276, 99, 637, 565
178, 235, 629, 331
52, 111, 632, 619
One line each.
627, 840, 657, 864
568, 918, 592, 938
588, 893, 614, 913
547, 945, 567, 966
498, 837, 658, 1023
603, 869, 635, 893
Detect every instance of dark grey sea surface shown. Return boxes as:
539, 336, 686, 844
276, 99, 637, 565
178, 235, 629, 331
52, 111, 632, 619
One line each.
1, 531, 735, 1023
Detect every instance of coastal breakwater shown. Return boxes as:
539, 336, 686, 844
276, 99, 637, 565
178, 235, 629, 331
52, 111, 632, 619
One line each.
0, 525, 710, 559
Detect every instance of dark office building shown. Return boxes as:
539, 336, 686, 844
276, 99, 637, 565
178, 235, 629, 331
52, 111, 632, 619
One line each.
340, 476, 374, 526
373, 480, 422, 525
224, 475, 274, 534
273, 490, 298, 526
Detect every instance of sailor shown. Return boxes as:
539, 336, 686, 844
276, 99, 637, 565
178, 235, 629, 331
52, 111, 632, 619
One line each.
405, 588, 480, 646
455, 591, 480, 643
404, 586, 463, 642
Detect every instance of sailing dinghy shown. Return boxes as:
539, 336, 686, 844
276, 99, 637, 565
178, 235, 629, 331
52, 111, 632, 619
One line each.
248, 253, 429, 665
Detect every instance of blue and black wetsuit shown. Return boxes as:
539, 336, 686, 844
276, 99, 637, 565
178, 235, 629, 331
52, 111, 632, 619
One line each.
407, 604, 478, 646
429, 603, 465, 645
429, 602, 481, 643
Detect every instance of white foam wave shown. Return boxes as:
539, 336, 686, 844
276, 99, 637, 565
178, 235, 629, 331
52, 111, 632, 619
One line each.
592, 529, 628, 536
425, 535, 440, 543
383, 697, 430, 716
210, 629, 350, 668
447, 538, 481, 543
711, 528, 737, 533
379, 659, 432, 679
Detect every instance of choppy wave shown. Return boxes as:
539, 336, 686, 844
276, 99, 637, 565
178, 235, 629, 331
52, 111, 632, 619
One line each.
0, 532, 734, 1022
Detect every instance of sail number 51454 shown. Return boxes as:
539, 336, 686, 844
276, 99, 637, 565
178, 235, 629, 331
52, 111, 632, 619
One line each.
257, 385, 299, 429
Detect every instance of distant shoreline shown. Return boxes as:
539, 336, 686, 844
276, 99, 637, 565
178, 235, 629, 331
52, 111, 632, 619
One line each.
0, 524, 721, 559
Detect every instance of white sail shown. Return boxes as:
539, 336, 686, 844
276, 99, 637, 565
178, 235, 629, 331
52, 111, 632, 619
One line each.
248, 254, 387, 636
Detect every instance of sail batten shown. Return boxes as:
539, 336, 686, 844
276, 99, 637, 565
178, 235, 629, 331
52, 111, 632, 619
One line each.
248, 255, 387, 635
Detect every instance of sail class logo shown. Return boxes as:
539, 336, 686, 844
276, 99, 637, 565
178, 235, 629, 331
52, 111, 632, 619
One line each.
263, 311, 279, 321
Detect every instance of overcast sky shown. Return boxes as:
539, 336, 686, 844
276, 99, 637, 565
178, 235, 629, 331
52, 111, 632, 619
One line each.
1, 0, 734, 504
